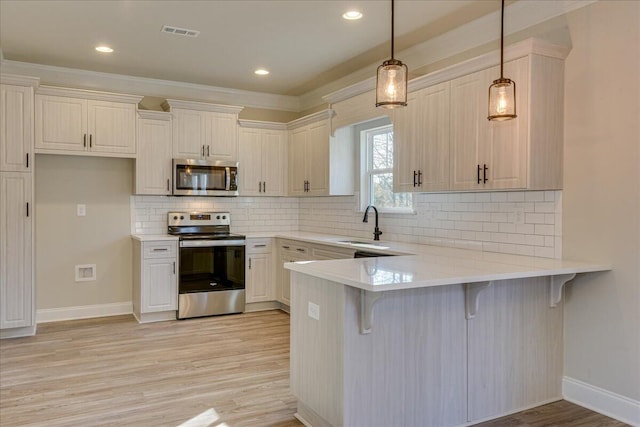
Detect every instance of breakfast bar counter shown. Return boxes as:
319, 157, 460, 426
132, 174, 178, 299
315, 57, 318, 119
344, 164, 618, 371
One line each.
285, 248, 608, 427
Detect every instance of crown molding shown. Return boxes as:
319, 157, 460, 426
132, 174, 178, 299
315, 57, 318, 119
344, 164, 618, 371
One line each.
238, 119, 287, 130
162, 99, 243, 114
0, 59, 301, 112
287, 109, 335, 130
138, 110, 172, 121
323, 77, 376, 105
0, 73, 40, 87
37, 85, 143, 104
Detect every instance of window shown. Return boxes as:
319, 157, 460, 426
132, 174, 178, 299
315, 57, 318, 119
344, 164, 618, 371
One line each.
361, 124, 413, 212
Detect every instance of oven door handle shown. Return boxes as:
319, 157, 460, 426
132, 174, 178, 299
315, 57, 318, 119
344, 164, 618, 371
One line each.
180, 240, 246, 248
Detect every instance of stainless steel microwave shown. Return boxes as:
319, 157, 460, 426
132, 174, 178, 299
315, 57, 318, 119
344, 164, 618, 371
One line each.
173, 159, 239, 196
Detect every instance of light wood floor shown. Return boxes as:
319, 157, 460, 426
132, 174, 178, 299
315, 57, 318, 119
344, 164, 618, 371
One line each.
0, 311, 627, 427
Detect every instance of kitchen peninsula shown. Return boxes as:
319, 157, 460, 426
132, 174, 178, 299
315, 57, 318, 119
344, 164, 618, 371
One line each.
285, 247, 609, 426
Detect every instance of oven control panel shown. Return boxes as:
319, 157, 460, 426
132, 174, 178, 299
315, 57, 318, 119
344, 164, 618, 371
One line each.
168, 212, 230, 227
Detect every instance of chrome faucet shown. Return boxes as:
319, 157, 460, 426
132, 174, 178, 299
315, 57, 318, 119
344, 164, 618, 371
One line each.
363, 205, 382, 241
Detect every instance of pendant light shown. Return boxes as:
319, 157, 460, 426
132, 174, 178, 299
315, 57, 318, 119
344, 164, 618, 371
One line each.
488, 0, 516, 121
376, 0, 408, 108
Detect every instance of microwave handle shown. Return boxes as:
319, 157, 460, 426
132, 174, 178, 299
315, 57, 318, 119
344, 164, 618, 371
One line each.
225, 167, 231, 191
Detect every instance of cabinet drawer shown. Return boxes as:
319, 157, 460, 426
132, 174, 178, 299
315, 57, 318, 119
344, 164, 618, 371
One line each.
143, 241, 177, 259
279, 240, 309, 256
246, 238, 272, 254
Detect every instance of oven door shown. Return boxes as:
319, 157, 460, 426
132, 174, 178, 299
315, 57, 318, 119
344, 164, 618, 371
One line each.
178, 239, 245, 319
173, 159, 238, 196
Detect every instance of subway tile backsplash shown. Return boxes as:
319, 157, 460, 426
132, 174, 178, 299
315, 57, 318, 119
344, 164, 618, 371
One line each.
131, 190, 562, 259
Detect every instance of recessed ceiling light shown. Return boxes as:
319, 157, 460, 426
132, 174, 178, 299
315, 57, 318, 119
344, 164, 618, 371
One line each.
254, 69, 269, 75
342, 10, 363, 20
95, 46, 114, 53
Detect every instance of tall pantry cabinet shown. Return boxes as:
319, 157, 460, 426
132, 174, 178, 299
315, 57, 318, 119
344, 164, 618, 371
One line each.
0, 74, 39, 338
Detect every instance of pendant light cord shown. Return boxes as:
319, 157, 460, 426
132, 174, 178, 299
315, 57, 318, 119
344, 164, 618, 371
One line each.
391, 0, 395, 60
500, 0, 504, 79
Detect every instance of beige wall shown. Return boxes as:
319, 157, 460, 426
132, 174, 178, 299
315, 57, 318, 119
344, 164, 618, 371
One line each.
35, 155, 134, 310
563, 1, 640, 401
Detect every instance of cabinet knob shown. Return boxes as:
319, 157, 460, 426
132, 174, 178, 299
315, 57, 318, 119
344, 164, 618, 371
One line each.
173, 216, 178, 220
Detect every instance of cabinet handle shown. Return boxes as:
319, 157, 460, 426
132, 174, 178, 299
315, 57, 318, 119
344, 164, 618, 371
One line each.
26, 153, 29, 169
207, 145, 210, 157
413, 171, 417, 187
296, 248, 306, 253
249, 258, 252, 269
477, 164, 481, 184
89, 134, 92, 148
418, 170, 423, 186
26, 202, 29, 217
202, 145, 205, 157
173, 261, 176, 275
259, 181, 262, 193
483, 164, 488, 183
83, 134, 87, 148
282, 245, 291, 249
153, 248, 169, 252
253, 244, 267, 248
167, 179, 170, 192
263, 181, 266, 193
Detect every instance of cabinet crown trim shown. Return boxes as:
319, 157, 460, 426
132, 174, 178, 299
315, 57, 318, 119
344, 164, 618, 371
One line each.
138, 110, 172, 121
238, 119, 287, 130
0, 73, 40, 87
322, 38, 570, 104
287, 109, 335, 130
162, 99, 244, 114
36, 85, 143, 104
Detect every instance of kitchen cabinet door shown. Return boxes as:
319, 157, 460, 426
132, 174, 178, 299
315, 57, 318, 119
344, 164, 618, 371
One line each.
238, 127, 263, 195
288, 127, 308, 196
205, 111, 237, 161
0, 84, 33, 172
172, 108, 205, 158
136, 113, 173, 195
35, 94, 88, 152
0, 172, 33, 330
142, 257, 177, 313
393, 91, 422, 193
87, 100, 136, 155
246, 253, 274, 303
306, 121, 330, 195
261, 130, 286, 196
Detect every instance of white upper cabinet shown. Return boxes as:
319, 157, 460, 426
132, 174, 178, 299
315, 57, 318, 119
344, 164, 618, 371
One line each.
164, 99, 243, 162
238, 121, 286, 196
35, 86, 142, 158
135, 111, 173, 195
287, 110, 354, 197
0, 80, 36, 172
393, 82, 450, 192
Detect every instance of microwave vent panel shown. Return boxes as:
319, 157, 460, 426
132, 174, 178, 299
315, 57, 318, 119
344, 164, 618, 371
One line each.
161, 25, 200, 38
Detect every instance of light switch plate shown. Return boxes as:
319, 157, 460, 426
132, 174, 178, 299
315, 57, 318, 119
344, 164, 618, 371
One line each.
308, 302, 320, 320
77, 204, 86, 217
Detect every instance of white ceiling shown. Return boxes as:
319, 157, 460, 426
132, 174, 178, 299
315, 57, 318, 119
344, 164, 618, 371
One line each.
0, 0, 500, 96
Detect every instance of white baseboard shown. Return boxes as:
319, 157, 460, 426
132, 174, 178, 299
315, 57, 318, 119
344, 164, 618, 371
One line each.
37, 302, 133, 323
563, 376, 640, 426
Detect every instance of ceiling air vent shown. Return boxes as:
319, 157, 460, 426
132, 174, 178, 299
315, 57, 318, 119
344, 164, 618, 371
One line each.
161, 25, 200, 38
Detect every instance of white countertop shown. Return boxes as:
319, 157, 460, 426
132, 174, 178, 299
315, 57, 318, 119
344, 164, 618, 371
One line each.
281, 234, 610, 292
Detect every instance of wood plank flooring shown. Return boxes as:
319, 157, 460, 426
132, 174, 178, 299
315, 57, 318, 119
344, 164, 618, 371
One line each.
0, 310, 628, 427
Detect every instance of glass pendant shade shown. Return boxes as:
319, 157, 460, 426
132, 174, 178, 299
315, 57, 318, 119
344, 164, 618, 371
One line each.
488, 77, 516, 121
376, 59, 408, 108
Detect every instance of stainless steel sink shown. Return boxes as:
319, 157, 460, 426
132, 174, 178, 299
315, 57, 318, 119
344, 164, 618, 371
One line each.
336, 240, 390, 249
337, 240, 371, 245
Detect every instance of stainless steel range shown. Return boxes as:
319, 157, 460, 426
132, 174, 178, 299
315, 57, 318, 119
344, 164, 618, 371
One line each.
168, 212, 245, 319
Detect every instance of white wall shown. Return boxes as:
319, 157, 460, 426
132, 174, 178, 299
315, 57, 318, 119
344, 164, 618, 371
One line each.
35, 155, 134, 311
562, 0, 640, 410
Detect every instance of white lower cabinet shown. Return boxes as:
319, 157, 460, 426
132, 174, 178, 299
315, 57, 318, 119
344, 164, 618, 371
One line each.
0, 172, 34, 336
246, 238, 275, 303
132, 239, 178, 323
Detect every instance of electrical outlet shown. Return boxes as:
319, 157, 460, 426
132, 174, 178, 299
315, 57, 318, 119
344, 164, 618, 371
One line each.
513, 208, 525, 225
77, 204, 86, 217
308, 302, 320, 320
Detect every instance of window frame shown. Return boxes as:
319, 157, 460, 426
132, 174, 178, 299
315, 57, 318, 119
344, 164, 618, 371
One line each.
360, 123, 415, 214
